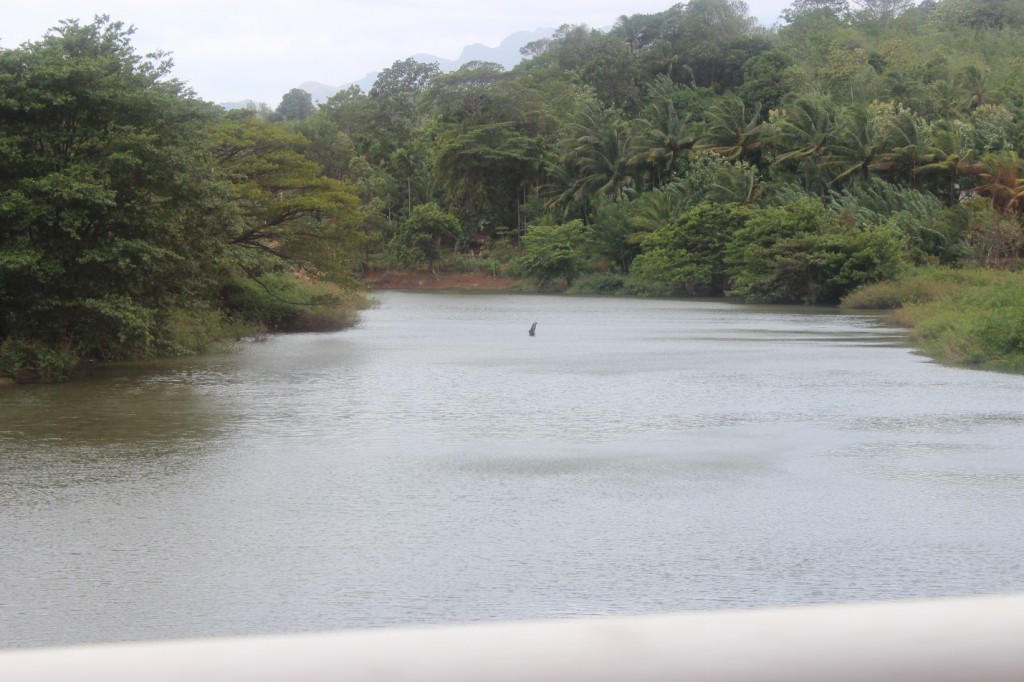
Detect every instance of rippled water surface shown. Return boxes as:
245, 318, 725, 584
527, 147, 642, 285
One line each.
2, 292, 1023, 647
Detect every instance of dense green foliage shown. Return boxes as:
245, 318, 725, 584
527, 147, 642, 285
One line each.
278, 0, 1023, 297
5, 0, 1024, 378
0, 18, 366, 381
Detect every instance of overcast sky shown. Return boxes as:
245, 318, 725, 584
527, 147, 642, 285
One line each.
3, 1, 793, 105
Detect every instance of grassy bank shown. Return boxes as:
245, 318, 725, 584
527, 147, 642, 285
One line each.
842, 267, 1024, 372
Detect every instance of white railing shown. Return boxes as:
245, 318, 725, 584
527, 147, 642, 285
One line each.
3, 594, 1023, 681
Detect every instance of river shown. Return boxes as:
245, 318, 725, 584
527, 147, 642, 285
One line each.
2, 292, 1023, 647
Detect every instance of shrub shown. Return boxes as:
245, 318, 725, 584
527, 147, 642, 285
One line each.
628, 203, 753, 296
220, 273, 366, 333
512, 220, 590, 290
568, 272, 626, 294
727, 198, 905, 304
0, 338, 80, 383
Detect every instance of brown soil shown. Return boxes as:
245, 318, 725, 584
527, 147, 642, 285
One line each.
363, 270, 520, 291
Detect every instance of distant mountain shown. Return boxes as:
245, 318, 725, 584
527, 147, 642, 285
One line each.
293, 27, 555, 105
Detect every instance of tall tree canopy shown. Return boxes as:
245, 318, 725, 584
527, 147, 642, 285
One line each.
0, 17, 236, 362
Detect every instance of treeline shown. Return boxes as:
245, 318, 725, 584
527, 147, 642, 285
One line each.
267, 0, 1022, 299
4, 0, 1024, 379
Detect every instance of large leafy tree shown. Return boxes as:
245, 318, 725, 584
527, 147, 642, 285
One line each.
275, 88, 316, 121
514, 220, 590, 288
727, 197, 904, 304
0, 17, 236, 363
368, 58, 441, 159
425, 63, 554, 233
208, 111, 363, 285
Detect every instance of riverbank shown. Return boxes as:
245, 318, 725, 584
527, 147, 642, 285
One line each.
841, 266, 1024, 373
363, 270, 522, 291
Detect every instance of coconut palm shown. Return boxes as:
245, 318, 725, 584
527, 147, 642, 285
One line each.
879, 108, 931, 189
826, 104, 894, 187
630, 98, 698, 189
956, 65, 1000, 112
968, 151, 1024, 215
694, 94, 765, 164
562, 105, 637, 204
543, 104, 637, 222
916, 118, 978, 206
770, 93, 842, 195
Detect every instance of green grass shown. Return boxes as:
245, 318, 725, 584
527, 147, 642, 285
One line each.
842, 266, 1024, 372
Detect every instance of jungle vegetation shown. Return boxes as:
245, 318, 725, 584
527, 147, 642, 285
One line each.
3, 0, 1024, 379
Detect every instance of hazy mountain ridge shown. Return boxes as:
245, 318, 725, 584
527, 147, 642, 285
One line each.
221, 27, 554, 108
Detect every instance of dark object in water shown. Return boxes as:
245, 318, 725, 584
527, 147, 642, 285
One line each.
529, 322, 537, 336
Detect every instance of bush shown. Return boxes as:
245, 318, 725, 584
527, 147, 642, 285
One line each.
0, 338, 80, 383
628, 203, 753, 296
727, 198, 905, 304
568, 272, 626, 294
220, 273, 366, 333
512, 220, 590, 290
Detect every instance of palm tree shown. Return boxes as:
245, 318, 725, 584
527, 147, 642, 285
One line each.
916, 119, 978, 206
706, 162, 765, 205
826, 104, 893, 188
956, 65, 999, 112
694, 94, 765, 164
968, 151, 1024, 215
626, 182, 692, 240
554, 104, 637, 216
929, 78, 968, 120
770, 93, 842, 196
630, 98, 698, 189
879, 109, 931, 189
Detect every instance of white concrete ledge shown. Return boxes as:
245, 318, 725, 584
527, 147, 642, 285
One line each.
3, 594, 1023, 681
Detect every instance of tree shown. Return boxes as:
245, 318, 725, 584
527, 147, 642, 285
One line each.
424, 63, 555, 233
782, 0, 851, 23
367, 58, 441, 160
514, 220, 590, 288
675, 0, 758, 86
876, 105, 931, 188
739, 50, 794, 116
630, 77, 698, 188
916, 118, 978, 205
433, 121, 544, 232
827, 103, 894, 187
520, 24, 641, 110
935, 0, 1024, 32
0, 17, 236, 371
770, 94, 843, 195
849, 0, 915, 22
551, 104, 637, 218
695, 94, 766, 164
398, 202, 462, 274
968, 151, 1024, 215
275, 88, 316, 121
370, 57, 442, 101
209, 111, 363, 286
589, 199, 642, 274
630, 203, 754, 295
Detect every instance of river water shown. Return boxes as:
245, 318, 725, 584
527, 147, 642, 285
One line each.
2, 292, 1023, 647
